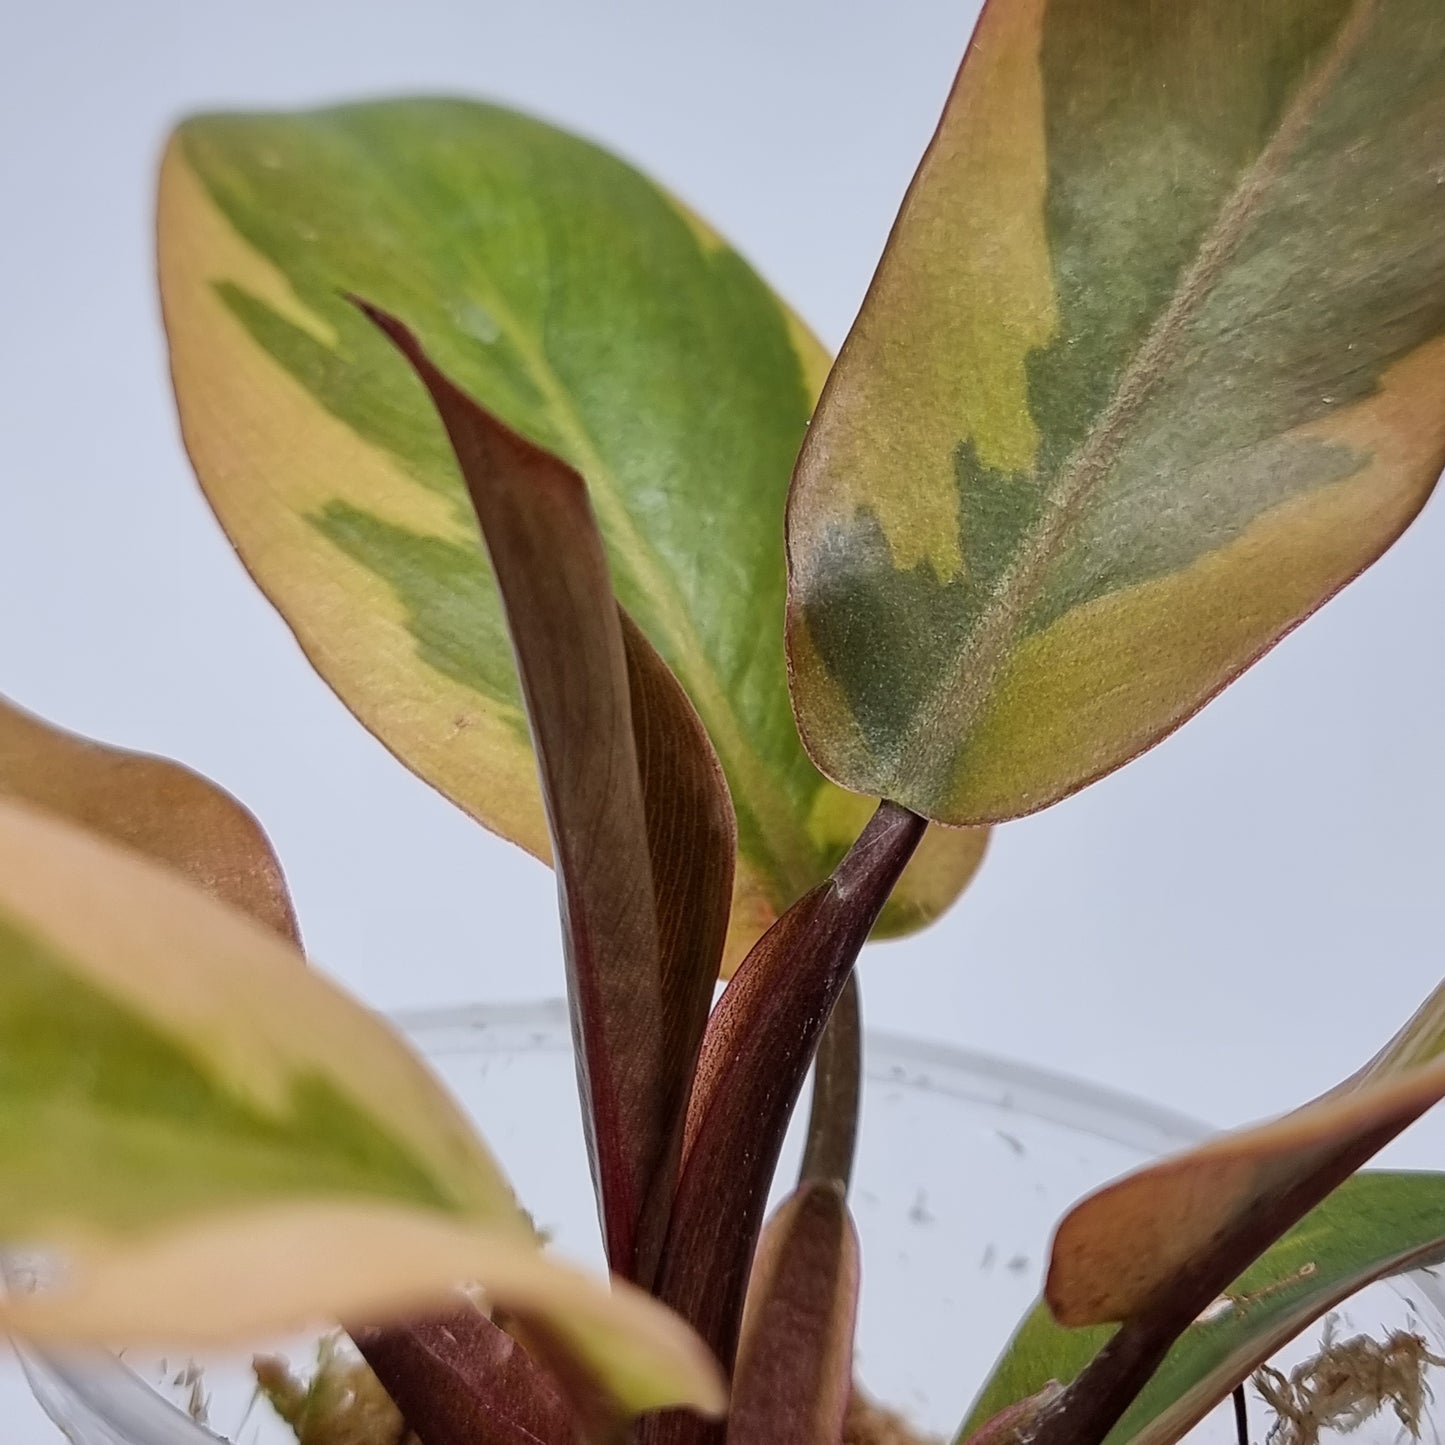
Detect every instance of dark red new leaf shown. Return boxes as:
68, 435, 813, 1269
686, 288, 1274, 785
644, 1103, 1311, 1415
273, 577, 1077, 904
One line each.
353, 1308, 571, 1445
360, 302, 735, 1289
643, 801, 926, 1445
726, 1181, 860, 1445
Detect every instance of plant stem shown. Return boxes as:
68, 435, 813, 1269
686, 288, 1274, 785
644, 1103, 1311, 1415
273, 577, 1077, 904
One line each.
641, 801, 926, 1445
800, 970, 862, 1192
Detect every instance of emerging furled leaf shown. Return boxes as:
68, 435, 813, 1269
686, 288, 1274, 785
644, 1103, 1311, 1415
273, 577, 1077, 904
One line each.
0, 798, 723, 1422
157, 98, 985, 970
787, 0, 1445, 824
961, 1172, 1445, 1445
0, 693, 298, 944
353, 1307, 570, 1445
1018, 974, 1445, 1445
361, 303, 732, 1288
728, 1181, 860, 1445
643, 803, 927, 1445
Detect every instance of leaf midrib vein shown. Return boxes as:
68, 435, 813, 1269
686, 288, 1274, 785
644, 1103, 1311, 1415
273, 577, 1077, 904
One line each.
893, 0, 1381, 804
331, 138, 820, 896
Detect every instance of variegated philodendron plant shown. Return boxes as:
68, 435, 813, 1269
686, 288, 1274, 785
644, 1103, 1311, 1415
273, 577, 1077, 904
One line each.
4, 3, 1444, 1444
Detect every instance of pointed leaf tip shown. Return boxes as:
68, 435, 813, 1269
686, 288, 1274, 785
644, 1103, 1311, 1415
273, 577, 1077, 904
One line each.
357, 298, 735, 1287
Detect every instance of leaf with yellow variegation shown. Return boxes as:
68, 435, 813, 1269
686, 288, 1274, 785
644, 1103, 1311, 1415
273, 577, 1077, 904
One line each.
0, 692, 298, 945
0, 796, 723, 1421
358, 300, 734, 1290
961, 1172, 1445, 1445
787, 0, 1445, 825
1014, 972, 1445, 1445
157, 98, 985, 971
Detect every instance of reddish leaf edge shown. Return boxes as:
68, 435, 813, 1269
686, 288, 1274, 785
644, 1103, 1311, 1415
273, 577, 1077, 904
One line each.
1025, 1121, 1427, 1445
355, 295, 733, 1292
353, 297, 736, 1445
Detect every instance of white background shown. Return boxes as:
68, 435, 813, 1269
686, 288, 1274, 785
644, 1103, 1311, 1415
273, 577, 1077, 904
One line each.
3, 1, 1444, 1438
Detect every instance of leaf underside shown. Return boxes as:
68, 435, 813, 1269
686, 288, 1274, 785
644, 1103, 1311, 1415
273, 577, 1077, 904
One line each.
361, 301, 733, 1293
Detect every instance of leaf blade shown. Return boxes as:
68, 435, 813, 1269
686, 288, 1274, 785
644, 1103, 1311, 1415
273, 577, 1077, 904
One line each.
961, 1172, 1445, 1445
359, 302, 733, 1286
1019, 973, 1445, 1445
787, 0, 1445, 823
0, 797, 723, 1420
158, 98, 984, 961
728, 1181, 860, 1445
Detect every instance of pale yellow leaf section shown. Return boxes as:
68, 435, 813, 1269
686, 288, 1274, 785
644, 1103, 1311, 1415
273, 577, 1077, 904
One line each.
721, 885, 780, 980
2, 1201, 725, 1417
0, 695, 298, 945
792, 0, 1057, 580
950, 335, 1445, 821
0, 797, 514, 1222
157, 142, 547, 863
805, 783, 988, 939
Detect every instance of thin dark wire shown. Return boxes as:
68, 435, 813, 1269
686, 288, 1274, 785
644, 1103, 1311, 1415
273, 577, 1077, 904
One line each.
1234, 1384, 1250, 1445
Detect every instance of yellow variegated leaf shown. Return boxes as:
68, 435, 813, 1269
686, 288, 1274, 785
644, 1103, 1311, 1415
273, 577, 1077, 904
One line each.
157, 99, 985, 971
788, 0, 1445, 823
962, 1173, 1445, 1445
0, 797, 722, 1419
0, 692, 298, 944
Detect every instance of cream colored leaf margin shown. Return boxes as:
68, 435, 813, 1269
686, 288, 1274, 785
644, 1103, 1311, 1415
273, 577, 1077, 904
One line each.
0, 798, 724, 1418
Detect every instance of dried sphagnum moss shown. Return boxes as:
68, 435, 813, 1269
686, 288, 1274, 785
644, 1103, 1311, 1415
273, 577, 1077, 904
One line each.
254, 1337, 417, 1445
1254, 1318, 1445, 1445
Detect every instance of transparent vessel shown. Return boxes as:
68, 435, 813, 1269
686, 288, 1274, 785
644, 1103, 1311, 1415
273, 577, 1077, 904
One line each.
14, 1003, 1444, 1445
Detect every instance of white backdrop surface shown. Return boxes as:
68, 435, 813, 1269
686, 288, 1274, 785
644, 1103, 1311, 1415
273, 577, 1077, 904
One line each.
3, 1, 1444, 1438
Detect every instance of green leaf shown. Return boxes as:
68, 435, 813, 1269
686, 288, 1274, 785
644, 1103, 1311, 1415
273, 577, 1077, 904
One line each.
0, 796, 723, 1420
961, 1172, 1445, 1445
1048, 974, 1445, 1329
360, 301, 734, 1290
157, 97, 986, 968
787, 0, 1445, 825
0, 693, 299, 945
1019, 974, 1445, 1445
